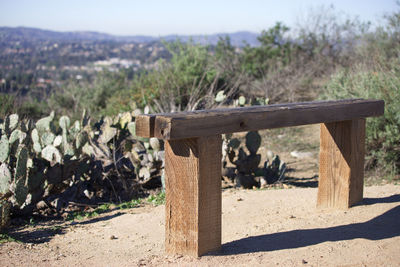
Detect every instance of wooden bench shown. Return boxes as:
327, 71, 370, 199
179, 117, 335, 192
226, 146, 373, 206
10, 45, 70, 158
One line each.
136, 99, 384, 257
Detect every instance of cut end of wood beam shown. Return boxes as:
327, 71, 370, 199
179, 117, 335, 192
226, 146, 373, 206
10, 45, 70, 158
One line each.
135, 114, 156, 138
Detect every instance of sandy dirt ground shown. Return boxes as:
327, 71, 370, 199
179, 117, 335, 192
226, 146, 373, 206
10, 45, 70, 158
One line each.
1, 184, 399, 267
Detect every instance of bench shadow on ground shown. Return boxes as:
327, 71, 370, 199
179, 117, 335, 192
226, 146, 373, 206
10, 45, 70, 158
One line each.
281, 167, 319, 188
214, 198, 400, 256
6, 212, 124, 244
283, 175, 319, 188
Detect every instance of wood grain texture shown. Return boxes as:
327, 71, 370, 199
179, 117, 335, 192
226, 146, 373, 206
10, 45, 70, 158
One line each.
135, 114, 156, 138
153, 99, 383, 140
165, 135, 222, 256
317, 119, 366, 209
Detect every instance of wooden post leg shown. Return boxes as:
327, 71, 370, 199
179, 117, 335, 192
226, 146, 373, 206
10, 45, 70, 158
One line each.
164, 135, 222, 256
317, 119, 366, 209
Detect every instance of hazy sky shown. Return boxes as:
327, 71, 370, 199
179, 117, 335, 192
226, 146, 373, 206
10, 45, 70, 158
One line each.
0, 0, 397, 36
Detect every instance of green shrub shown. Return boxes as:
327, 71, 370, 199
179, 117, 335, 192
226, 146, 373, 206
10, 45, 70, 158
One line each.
324, 63, 400, 177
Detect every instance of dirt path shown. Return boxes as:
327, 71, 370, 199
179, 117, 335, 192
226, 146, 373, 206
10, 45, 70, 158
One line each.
1, 184, 399, 266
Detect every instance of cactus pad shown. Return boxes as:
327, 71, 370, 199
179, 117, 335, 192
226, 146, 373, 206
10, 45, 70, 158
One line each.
35, 112, 54, 133
215, 90, 226, 103
0, 135, 9, 163
9, 130, 26, 145
41, 145, 62, 164
40, 132, 56, 146
53, 135, 63, 147
99, 125, 117, 144
245, 131, 261, 154
59, 116, 71, 131
238, 96, 246, 106
82, 143, 94, 156
0, 163, 11, 194
31, 129, 40, 143
14, 146, 28, 182
228, 138, 241, 149
6, 114, 19, 133
13, 177, 28, 206
127, 122, 136, 136
119, 112, 132, 129
75, 131, 88, 149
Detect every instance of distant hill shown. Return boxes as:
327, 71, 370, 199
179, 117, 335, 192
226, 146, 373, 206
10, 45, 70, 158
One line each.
0, 26, 260, 46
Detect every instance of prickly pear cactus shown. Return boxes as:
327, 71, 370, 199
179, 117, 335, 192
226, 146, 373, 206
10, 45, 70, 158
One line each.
13, 176, 28, 207
0, 163, 11, 194
9, 129, 26, 145
35, 111, 55, 133
5, 114, 19, 133
14, 146, 28, 182
40, 132, 56, 146
75, 131, 88, 150
222, 130, 286, 188
127, 122, 136, 136
10, 146, 29, 207
0, 135, 9, 163
119, 112, 132, 129
41, 145, 62, 165
31, 129, 42, 153
59, 116, 70, 131
69, 120, 81, 139
245, 131, 261, 155
99, 124, 117, 144
215, 90, 226, 103
53, 135, 63, 147
238, 96, 246, 106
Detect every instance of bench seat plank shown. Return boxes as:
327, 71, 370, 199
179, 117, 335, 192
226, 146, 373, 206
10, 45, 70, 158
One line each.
136, 99, 384, 140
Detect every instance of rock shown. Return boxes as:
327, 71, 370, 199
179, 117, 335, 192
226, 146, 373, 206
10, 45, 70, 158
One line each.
259, 177, 268, 188
290, 151, 313, 159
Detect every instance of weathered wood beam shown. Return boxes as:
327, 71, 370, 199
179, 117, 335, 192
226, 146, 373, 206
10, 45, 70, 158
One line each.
135, 99, 383, 140
317, 119, 366, 209
165, 135, 222, 256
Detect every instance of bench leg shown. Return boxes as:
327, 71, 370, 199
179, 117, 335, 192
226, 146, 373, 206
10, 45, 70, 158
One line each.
317, 119, 366, 209
164, 135, 222, 256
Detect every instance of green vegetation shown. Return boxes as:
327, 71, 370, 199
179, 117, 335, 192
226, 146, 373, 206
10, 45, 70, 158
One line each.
0, 233, 21, 244
67, 192, 165, 221
147, 191, 165, 206
66, 203, 113, 221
